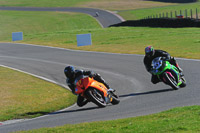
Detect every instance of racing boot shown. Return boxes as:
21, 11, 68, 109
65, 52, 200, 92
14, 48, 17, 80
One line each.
70, 88, 77, 95
175, 63, 183, 73
170, 57, 184, 77
176, 63, 182, 72
100, 79, 112, 90
175, 63, 184, 77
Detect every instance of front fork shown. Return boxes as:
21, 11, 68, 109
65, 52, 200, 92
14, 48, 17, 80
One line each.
105, 92, 113, 104
158, 71, 182, 86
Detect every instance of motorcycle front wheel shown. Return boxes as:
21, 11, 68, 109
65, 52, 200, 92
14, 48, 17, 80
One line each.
163, 71, 179, 90
86, 87, 107, 108
110, 92, 120, 105
180, 76, 186, 87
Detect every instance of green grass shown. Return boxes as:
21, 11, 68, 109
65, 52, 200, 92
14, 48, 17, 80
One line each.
0, 0, 177, 10
19, 105, 200, 132
0, 1, 200, 132
0, 10, 199, 59
0, 66, 76, 121
0, 0, 94, 7
119, 2, 200, 20
0, 11, 100, 41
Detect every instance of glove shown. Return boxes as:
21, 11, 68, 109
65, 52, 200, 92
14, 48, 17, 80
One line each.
89, 73, 100, 78
164, 55, 171, 61
161, 57, 167, 61
148, 67, 153, 73
89, 73, 94, 78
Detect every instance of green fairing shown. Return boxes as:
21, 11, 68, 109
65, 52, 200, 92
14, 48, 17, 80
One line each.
153, 61, 177, 74
152, 60, 182, 85
152, 61, 171, 75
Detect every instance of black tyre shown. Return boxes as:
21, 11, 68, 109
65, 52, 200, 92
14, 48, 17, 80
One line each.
180, 76, 186, 88
111, 94, 120, 105
163, 71, 179, 90
86, 88, 106, 108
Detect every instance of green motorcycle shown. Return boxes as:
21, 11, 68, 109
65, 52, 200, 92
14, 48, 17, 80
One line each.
151, 57, 186, 90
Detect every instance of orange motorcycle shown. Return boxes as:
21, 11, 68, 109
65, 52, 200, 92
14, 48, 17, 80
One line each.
75, 76, 120, 107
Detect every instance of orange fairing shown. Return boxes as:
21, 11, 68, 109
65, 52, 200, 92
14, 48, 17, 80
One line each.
90, 78, 108, 97
75, 77, 108, 97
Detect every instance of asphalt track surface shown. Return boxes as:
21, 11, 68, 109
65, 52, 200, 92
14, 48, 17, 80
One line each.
0, 43, 200, 132
0, 7, 200, 133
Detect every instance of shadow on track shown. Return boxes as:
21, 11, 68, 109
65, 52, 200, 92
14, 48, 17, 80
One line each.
49, 106, 103, 115
18, 106, 111, 118
145, 0, 197, 3
19, 89, 173, 117
119, 88, 173, 98
19, 111, 50, 117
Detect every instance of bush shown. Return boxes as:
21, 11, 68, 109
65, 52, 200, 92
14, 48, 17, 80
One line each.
110, 18, 200, 28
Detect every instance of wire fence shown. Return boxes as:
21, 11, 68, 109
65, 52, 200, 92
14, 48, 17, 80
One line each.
144, 8, 199, 20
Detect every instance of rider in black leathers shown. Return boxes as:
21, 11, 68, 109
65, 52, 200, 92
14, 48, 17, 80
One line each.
143, 46, 183, 84
64, 66, 111, 107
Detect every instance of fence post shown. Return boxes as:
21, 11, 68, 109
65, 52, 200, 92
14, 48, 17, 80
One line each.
171, 11, 173, 18
145, 8, 199, 20
185, 9, 187, 18
196, 8, 198, 19
175, 11, 177, 18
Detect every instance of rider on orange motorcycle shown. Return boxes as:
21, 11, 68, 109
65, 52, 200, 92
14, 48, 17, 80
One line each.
64, 66, 111, 107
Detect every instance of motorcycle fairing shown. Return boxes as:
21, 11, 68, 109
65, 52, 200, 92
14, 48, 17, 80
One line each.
75, 77, 108, 97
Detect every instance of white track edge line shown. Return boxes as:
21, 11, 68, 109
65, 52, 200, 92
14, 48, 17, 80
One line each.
2, 42, 200, 62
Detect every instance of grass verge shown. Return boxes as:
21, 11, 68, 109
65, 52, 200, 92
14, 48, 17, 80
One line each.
0, 0, 200, 125
0, 11, 199, 59
0, 1, 199, 132
0, 0, 93, 7
19, 105, 200, 132
118, 2, 200, 20
0, 66, 76, 121
0, 11, 100, 41
0, 0, 176, 10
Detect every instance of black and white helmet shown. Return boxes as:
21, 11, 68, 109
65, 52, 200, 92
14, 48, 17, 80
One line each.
64, 66, 75, 78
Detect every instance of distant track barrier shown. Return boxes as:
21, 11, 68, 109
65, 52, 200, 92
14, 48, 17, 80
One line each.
144, 8, 199, 20
110, 7, 200, 28
110, 18, 200, 28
